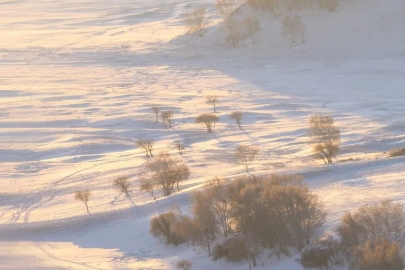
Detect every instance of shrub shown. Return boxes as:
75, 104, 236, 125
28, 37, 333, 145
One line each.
229, 111, 243, 130
389, 148, 405, 157
176, 260, 193, 270
195, 113, 219, 133
351, 239, 404, 270
212, 236, 247, 262
150, 211, 185, 246
75, 190, 91, 213
300, 237, 343, 270
185, 8, 209, 37
338, 200, 405, 250
234, 144, 259, 174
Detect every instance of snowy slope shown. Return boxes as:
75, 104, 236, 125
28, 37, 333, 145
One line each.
1, 0, 405, 269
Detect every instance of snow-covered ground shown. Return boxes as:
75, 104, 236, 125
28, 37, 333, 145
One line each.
1, 0, 405, 269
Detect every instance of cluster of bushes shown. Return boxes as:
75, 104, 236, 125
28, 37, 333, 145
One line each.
300, 200, 405, 270
150, 174, 326, 267
149, 172, 405, 269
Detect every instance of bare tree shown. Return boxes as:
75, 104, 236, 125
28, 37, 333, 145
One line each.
174, 139, 185, 155
141, 152, 190, 197
229, 111, 243, 129
113, 176, 131, 197
176, 260, 193, 270
75, 190, 91, 213
135, 139, 154, 157
234, 144, 259, 174
195, 113, 220, 133
308, 115, 340, 164
185, 8, 209, 37
151, 107, 160, 123
282, 16, 306, 44
206, 95, 218, 112
161, 111, 174, 128
244, 17, 261, 43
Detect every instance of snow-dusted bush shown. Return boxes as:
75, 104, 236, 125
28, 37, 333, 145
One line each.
150, 211, 186, 246
185, 8, 209, 37
244, 17, 261, 43
389, 147, 405, 157
308, 115, 341, 164
300, 237, 343, 270
282, 15, 306, 44
113, 176, 131, 197
212, 236, 247, 262
135, 139, 154, 157
174, 139, 185, 155
75, 190, 91, 214
151, 106, 160, 123
229, 111, 243, 129
195, 113, 219, 133
176, 260, 193, 270
351, 239, 404, 270
161, 110, 174, 128
205, 95, 218, 112
234, 144, 259, 174
338, 200, 405, 250
140, 152, 190, 197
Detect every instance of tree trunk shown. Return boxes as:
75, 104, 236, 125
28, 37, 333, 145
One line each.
85, 203, 89, 213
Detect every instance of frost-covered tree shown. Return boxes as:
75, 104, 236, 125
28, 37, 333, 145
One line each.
174, 139, 185, 155
151, 107, 160, 123
282, 16, 306, 44
230, 111, 243, 129
75, 190, 91, 213
308, 115, 340, 164
140, 152, 190, 197
195, 113, 219, 133
234, 144, 259, 174
135, 139, 154, 157
185, 8, 209, 37
113, 176, 131, 197
244, 17, 261, 43
161, 110, 174, 128
206, 95, 218, 112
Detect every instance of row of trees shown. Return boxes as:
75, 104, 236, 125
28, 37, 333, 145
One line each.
150, 174, 326, 268
185, 0, 345, 46
141, 112, 341, 164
